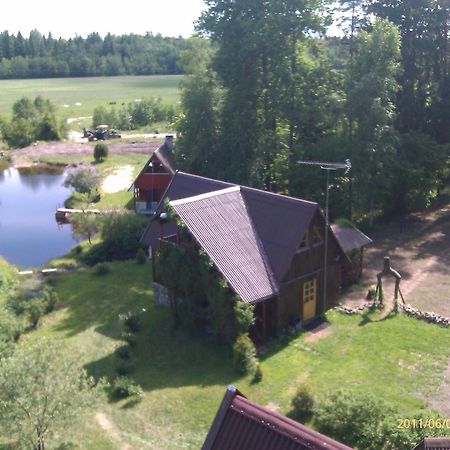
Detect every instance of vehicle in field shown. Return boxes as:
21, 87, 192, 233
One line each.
82, 125, 121, 141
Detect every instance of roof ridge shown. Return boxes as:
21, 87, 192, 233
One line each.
170, 185, 240, 206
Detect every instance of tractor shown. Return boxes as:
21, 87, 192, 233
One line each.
82, 125, 121, 141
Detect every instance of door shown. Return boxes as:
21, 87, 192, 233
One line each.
302, 278, 317, 321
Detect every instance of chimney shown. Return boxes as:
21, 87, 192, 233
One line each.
164, 135, 174, 153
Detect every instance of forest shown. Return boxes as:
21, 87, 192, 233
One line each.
0, 30, 187, 78
175, 0, 450, 224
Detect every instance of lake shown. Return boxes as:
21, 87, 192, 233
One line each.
0, 167, 78, 268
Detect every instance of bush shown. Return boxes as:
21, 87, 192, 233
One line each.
120, 311, 141, 333
63, 165, 100, 196
93, 142, 108, 162
41, 286, 59, 313
121, 331, 138, 347
93, 262, 110, 276
0, 309, 24, 342
314, 390, 391, 450
115, 359, 135, 376
0, 340, 15, 359
23, 298, 47, 328
234, 301, 255, 335
290, 384, 315, 423
115, 345, 132, 360
253, 364, 263, 383
112, 376, 144, 399
135, 248, 147, 264
232, 333, 258, 375
82, 213, 147, 265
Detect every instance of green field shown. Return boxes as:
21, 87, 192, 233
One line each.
0, 75, 184, 121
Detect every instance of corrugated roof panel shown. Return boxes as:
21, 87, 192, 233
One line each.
171, 187, 279, 303
203, 386, 354, 450
241, 187, 318, 281
140, 172, 233, 247
330, 224, 372, 254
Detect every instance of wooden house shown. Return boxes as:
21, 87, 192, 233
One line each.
129, 136, 176, 214
141, 172, 352, 339
203, 385, 353, 450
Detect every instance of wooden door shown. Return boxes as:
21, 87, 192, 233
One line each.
302, 278, 317, 321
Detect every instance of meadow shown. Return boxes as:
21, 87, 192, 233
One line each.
0, 75, 183, 121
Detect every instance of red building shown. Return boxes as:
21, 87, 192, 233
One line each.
130, 136, 175, 214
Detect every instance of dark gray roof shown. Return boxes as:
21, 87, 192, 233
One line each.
140, 172, 233, 247
241, 187, 317, 281
170, 186, 318, 303
203, 386, 354, 450
330, 224, 372, 253
171, 187, 279, 303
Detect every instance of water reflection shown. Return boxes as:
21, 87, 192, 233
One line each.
0, 167, 77, 268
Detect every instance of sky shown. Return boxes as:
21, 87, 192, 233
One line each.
1, 0, 207, 39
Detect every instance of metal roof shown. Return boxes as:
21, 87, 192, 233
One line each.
330, 224, 372, 254
413, 438, 450, 450
171, 187, 279, 304
202, 386, 354, 450
140, 171, 233, 247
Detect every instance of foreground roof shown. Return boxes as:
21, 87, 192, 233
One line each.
202, 386, 353, 450
413, 438, 450, 450
330, 224, 372, 254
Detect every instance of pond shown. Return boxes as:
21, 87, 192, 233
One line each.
0, 166, 78, 268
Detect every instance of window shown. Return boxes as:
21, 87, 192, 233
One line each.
297, 230, 309, 252
312, 227, 323, 245
303, 279, 316, 304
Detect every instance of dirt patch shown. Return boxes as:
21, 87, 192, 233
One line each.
11, 141, 160, 165
304, 322, 332, 342
102, 165, 134, 193
339, 202, 450, 317
95, 411, 134, 449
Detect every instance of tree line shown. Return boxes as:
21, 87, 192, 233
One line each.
0, 30, 188, 78
175, 0, 450, 224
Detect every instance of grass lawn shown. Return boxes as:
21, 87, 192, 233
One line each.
0, 75, 183, 122
5, 257, 448, 449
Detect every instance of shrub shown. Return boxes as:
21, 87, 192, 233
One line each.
63, 165, 100, 196
135, 248, 147, 264
121, 331, 138, 347
82, 213, 147, 265
120, 311, 141, 333
93, 262, 110, 276
253, 364, 263, 383
93, 142, 108, 162
41, 286, 59, 313
112, 376, 144, 399
232, 333, 258, 375
234, 301, 255, 334
115, 345, 132, 360
290, 384, 315, 423
23, 298, 47, 328
0, 309, 24, 342
115, 359, 135, 376
314, 390, 391, 450
0, 340, 15, 359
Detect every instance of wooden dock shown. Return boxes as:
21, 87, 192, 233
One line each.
55, 208, 101, 220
